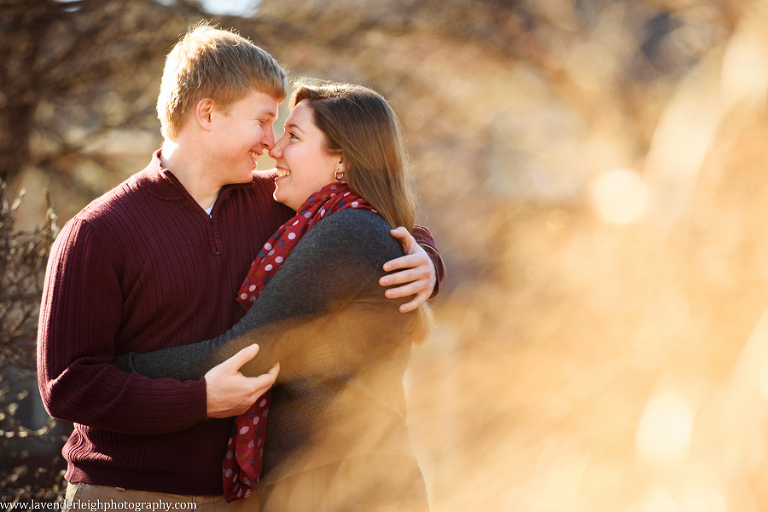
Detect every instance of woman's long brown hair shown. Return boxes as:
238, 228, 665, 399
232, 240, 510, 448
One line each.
291, 81, 433, 344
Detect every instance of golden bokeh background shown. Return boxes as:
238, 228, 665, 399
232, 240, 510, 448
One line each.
5, 0, 768, 510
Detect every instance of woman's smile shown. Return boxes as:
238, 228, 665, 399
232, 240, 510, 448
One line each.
268, 101, 342, 211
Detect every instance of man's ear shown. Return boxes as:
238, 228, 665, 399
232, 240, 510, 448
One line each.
195, 98, 215, 132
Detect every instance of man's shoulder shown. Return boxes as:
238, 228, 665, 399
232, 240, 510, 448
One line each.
74, 168, 154, 221
56, 164, 179, 261
250, 169, 278, 194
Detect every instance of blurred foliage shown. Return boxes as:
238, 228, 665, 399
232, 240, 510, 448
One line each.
0, 182, 68, 503
0, 183, 56, 370
5, 0, 768, 509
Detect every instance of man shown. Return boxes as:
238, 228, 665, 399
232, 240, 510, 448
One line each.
37, 24, 444, 510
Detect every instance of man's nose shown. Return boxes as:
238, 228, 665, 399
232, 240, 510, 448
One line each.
262, 128, 275, 150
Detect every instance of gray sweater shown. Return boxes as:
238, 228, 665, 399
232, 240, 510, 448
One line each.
115, 209, 418, 485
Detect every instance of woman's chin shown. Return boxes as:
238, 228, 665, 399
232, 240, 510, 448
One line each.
273, 191, 297, 211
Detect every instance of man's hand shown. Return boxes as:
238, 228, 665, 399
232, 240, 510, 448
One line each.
205, 344, 279, 418
380, 227, 437, 313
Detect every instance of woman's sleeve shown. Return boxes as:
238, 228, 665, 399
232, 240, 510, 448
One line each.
114, 211, 404, 381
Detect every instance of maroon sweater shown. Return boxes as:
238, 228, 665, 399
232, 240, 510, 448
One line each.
37, 151, 444, 496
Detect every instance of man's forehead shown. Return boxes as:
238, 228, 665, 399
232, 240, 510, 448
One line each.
240, 89, 281, 116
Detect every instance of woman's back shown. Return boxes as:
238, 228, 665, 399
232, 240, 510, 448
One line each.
254, 209, 417, 484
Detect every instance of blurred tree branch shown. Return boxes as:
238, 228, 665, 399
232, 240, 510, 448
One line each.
0, 0, 65, 182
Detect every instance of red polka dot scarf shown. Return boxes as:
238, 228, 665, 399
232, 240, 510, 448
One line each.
223, 181, 376, 501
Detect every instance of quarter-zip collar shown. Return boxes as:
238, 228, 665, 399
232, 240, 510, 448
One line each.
141, 149, 256, 208
138, 150, 257, 256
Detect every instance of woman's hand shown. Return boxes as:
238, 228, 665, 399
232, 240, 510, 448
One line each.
380, 227, 437, 313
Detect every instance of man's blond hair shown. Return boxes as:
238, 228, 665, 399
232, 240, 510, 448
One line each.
157, 23, 288, 140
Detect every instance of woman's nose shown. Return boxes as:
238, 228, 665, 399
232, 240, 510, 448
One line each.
269, 136, 287, 160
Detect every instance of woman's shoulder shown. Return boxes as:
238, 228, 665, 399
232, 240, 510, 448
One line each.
300, 210, 402, 261
321, 208, 391, 233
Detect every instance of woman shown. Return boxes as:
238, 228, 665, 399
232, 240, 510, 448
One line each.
115, 82, 432, 511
